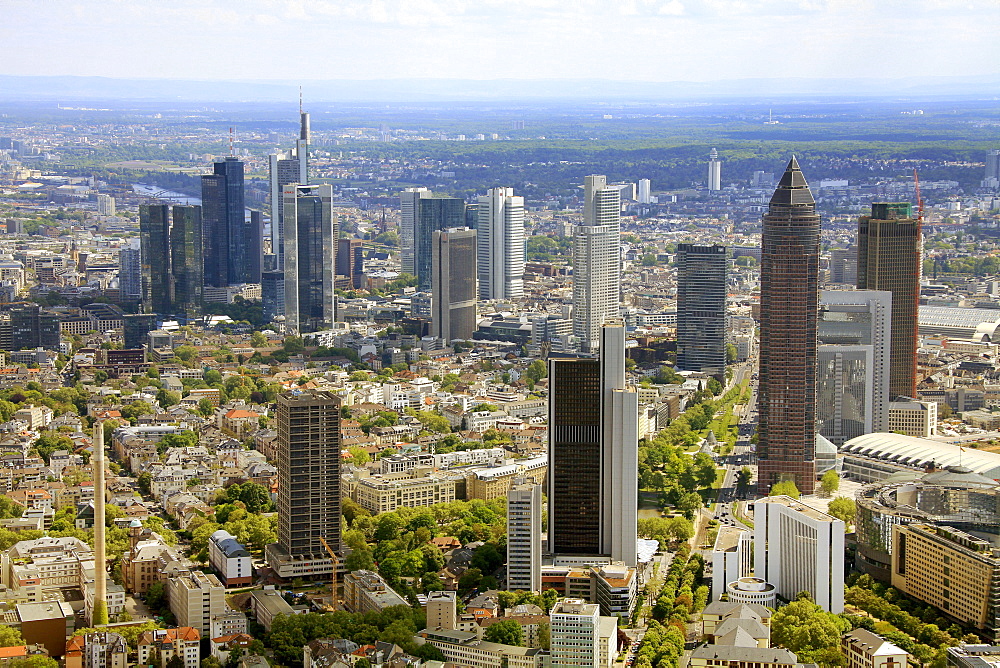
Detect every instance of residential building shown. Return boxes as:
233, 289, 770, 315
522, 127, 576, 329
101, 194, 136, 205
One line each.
477, 187, 525, 300
754, 495, 845, 613
857, 203, 921, 400
506, 477, 542, 592
167, 568, 226, 638
415, 195, 466, 291
887, 399, 936, 437
550, 599, 601, 668
891, 523, 1000, 638
842, 629, 908, 668
817, 290, 892, 445
676, 244, 727, 380
431, 228, 477, 342
64, 631, 128, 668
342, 570, 409, 613
137, 628, 201, 668
757, 157, 821, 495
548, 322, 638, 566
208, 529, 253, 587
96, 194, 116, 217
266, 390, 341, 579
283, 184, 336, 334
707, 148, 722, 191
572, 175, 621, 352
425, 590, 457, 631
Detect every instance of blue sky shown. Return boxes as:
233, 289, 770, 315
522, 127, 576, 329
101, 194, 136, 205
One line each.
2, 0, 998, 82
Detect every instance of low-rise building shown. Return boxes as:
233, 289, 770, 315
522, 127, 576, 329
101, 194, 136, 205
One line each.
842, 629, 908, 668
64, 631, 128, 668
342, 570, 409, 613
688, 645, 801, 668
208, 530, 253, 587
137, 628, 201, 668
249, 589, 296, 632
417, 629, 545, 668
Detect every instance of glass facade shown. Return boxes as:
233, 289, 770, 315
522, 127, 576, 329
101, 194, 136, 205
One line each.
676, 244, 728, 380
139, 204, 172, 315
201, 158, 250, 287
415, 196, 466, 291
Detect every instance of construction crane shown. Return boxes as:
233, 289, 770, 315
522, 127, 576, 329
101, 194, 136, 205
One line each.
913, 168, 924, 223
318, 537, 340, 610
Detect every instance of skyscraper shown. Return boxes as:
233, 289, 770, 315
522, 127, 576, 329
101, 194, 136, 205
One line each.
637, 178, 651, 204
676, 244, 728, 380
269, 110, 310, 270
431, 228, 477, 342
283, 184, 336, 334
139, 205, 171, 315
707, 148, 722, 191
984, 149, 1000, 188
336, 238, 365, 290
415, 196, 466, 291
757, 157, 820, 495
201, 157, 247, 287
550, 600, 601, 668
476, 187, 525, 300
857, 202, 921, 400
399, 187, 430, 276
548, 322, 637, 566
572, 175, 621, 352
506, 477, 542, 592
118, 239, 141, 303
817, 290, 892, 445
265, 390, 341, 580
169, 206, 204, 321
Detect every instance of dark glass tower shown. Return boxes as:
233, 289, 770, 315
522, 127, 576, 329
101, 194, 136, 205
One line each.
857, 203, 921, 400
757, 157, 820, 495
676, 244, 728, 381
139, 205, 171, 315
170, 206, 204, 321
415, 196, 466, 291
283, 184, 336, 334
201, 157, 248, 287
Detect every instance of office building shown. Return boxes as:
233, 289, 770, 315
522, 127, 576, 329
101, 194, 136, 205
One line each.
948, 645, 1000, 668
548, 322, 638, 566
8, 304, 60, 350
123, 313, 157, 350
140, 204, 172, 315
261, 268, 284, 323
550, 599, 601, 668
336, 238, 365, 289
829, 246, 858, 285
708, 148, 722, 191
891, 523, 1000, 638
96, 194, 116, 217
169, 205, 203, 321
283, 184, 336, 334
637, 179, 651, 204
415, 195, 466, 291
817, 290, 892, 445
207, 530, 253, 587
342, 570, 409, 613
887, 399, 937, 437
757, 157, 821, 495
858, 203, 921, 400
269, 109, 310, 271
507, 477, 542, 592
985, 149, 1000, 188
167, 568, 226, 638
754, 495, 845, 613
399, 187, 431, 275
265, 390, 341, 579
431, 228, 477, 342
572, 175, 621, 352
201, 157, 248, 287
710, 526, 752, 602
118, 239, 141, 302
477, 187, 525, 300
676, 244, 728, 380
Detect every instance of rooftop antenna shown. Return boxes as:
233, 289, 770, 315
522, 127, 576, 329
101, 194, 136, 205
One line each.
299, 86, 303, 115
229, 127, 235, 157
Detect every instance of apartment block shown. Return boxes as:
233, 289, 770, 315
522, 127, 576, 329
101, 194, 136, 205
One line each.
342, 570, 409, 613
167, 569, 226, 638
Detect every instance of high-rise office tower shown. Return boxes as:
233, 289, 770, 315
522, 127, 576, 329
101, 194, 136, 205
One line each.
984, 149, 1000, 188
118, 239, 141, 303
415, 196, 466, 291
399, 187, 430, 275
857, 202, 921, 400
431, 228, 477, 342
139, 205, 171, 315
572, 175, 621, 353
707, 148, 722, 191
265, 390, 341, 580
637, 178, 651, 204
757, 157, 820, 495
548, 322, 637, 566
476, 187, 525, 300
201, 157, 247, 287
829, 246, 858, 285
817, 290, 892, 445
506, 477, 542, 592
170, 206, 204, 321
283, 184, 336, 334
336, 238, 364, 290
123, 313, 157, 350
676, 244, 728, 380
247, 210, 263, 285
269, 110, 310, 271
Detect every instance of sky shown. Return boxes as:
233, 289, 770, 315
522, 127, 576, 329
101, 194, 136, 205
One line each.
1, 0, 998, 83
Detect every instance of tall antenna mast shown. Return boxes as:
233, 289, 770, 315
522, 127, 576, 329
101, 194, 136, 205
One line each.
300, 86, 303, 115
229, 127, 235, 157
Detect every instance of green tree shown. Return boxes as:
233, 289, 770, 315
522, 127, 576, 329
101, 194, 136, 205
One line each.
525, 360, 547, 383
820, 470, 840, 496
0, 625, 24, 647
769, 480, 801, 499
827, 497, 856, 525
146, 580, 167, 612
771, 598, 849, 666
484, 620, 525, 646
726, 343, 738, 363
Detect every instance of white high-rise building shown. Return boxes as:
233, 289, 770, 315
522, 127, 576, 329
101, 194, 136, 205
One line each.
637, 179, 651, 204
708, 148, 722, 191
550, 599, 601, 668
268, 111, 310, 270
506, 477, 541, 592
572, 175, 621, 352
97, 194, 116, 217
477, 187, 525, 300
710, 526, 752, 602
399, 187, 431, 276
754, 495, 845, 613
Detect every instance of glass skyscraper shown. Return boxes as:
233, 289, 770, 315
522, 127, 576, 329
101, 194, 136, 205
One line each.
139, 204, 171, 315
676, 244, 728, 381
283, 184, 336, 334
415, 196, 466, 291
201, 157, 249, 287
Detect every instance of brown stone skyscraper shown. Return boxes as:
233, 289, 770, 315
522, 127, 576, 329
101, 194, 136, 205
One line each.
857, 203, 921, 400
757, 157, 820, 495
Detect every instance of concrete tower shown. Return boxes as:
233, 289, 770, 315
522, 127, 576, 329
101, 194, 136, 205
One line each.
507, 477, 542, 592
431, 228, 478, 342
92, 421, 108, 625
572, 175, 621, 353
708, 148, 722, 192
757, 157, 820, 495
477, 187, 525, 300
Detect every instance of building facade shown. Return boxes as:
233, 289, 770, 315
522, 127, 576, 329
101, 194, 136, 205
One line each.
550, 599, 601, 668
431, 228, 477, 342
201, 157, 250, 287
676, 244, 728, 380
415, 196, 466, 291
207, 530, 253, 587
707, 148, 722, 191
507, 477, 542, 592
572, 175, 621, 352
283, 184, 336, 334
757, 157, 821, 495
477, 187, 525, 300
